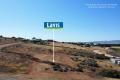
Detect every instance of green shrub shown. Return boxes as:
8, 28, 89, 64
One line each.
98, 69, 120, 78
72, 51, 109, 60
79, 59, 99, 67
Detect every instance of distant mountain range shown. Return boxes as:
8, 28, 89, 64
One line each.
90, 40, 120, 44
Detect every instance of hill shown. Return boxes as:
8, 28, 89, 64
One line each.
91, 40, 120, 44
0, 36, 120, 80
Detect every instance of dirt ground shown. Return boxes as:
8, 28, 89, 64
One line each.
0, 41, 119, 80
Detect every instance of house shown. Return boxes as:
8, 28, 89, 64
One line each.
110, 57, 120, 65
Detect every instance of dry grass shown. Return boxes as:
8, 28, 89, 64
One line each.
0, 42, 119, 80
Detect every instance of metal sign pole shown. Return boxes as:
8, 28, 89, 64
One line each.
53, 30, 55, 62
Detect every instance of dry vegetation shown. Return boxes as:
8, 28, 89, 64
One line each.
0, 36, 119, 80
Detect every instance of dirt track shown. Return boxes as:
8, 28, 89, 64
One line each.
0, 43, 22, 50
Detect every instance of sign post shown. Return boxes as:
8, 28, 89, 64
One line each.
44, 22, 63, 62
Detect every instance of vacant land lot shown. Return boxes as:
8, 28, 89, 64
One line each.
0, 37, 119, 80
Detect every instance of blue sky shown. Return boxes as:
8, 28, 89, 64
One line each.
0, 0, 120, 42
